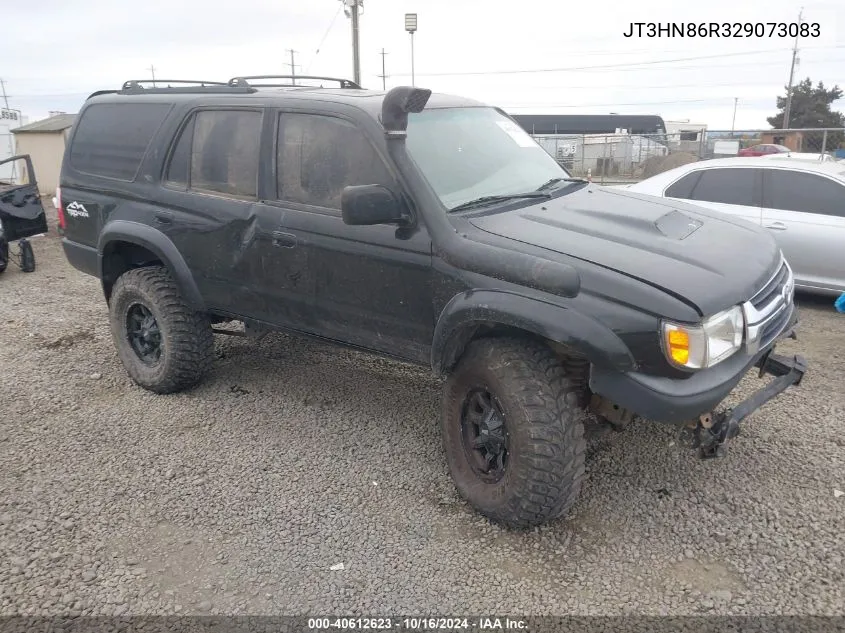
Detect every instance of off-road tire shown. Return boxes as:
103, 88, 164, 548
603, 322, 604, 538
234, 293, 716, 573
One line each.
441, 337, 588, 528
109, 266, 213, 394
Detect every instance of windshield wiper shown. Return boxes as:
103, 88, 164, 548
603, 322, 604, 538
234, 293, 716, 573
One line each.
535, 177, 590, 191
448, 192, 551, 213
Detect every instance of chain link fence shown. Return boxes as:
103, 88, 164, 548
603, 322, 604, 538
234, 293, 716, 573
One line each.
530, 128, 845, 185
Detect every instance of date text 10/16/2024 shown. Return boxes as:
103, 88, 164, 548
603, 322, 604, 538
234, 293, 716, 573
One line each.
623, 22, 820, 38
307, 618, 528, 630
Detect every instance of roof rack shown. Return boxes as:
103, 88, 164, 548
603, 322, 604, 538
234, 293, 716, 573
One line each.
122, 79, 229, 90
227, 75, 363, 90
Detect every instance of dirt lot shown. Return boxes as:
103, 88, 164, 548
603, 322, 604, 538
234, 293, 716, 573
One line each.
1, 213, 844, 617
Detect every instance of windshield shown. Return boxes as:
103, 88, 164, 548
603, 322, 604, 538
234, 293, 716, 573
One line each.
405, 107, 571, 210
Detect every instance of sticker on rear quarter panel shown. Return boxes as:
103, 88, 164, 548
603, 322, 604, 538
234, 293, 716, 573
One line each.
66, 201, 90, 218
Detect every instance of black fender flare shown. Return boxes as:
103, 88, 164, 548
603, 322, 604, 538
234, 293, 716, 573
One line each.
98, 220, 205, 310
431, 289, 636, 376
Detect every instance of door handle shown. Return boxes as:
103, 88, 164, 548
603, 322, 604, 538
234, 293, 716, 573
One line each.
154, 212, 173, 225
764, 221, 787, 231
272, 231, 297, 248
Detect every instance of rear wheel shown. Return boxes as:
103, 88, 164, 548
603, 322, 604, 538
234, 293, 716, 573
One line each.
109, 266, 213, 394
0, 239, 7, 274
441, 337, 587, 528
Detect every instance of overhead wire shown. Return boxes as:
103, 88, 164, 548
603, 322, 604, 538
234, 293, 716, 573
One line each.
388, 45, 845, 77
305, 4, 343, 74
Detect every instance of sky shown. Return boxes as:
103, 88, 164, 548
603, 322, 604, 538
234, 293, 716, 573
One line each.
1, 0, 844, 130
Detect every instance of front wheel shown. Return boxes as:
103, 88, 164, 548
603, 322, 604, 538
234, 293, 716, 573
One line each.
441, 338, 587, 528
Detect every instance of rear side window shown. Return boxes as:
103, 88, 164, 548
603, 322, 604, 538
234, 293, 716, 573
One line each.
164, 109, 262, 199
276, 113, 392, 209
69, 103, 171, 181
664, 171, 701, 199
763, 170, 845, 217
688, 168, 757, 206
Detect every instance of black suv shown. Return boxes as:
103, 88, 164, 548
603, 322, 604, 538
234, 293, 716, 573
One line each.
58, 75, 807, 528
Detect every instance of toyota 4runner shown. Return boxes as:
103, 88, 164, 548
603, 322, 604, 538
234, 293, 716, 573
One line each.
57, 76, 807, 528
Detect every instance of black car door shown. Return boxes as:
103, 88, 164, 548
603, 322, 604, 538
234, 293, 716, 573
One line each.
0, 155, 48, 241
156, 107, 288, 320
261, 109, 434, 363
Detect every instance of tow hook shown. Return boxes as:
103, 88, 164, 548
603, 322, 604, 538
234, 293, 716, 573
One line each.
692, 351, 808, 460
694, 411, 741, 459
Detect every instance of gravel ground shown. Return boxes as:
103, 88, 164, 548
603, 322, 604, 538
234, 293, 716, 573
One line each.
1, 211, 844, 618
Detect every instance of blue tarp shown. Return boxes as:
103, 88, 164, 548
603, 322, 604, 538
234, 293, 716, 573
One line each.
835, 292, 845, 313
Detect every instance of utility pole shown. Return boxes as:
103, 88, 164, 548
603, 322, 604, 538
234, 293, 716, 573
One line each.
782, 7, 803, 129
148, 65, 157, 88
350, 0, 361, 86
340, 1, 363, 86
378, 48, 388, 89
285, 49, 298, 84
0, 78, 10, 109
731, 97, 738, 133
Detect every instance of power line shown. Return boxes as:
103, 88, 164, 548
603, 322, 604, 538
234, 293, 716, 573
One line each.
389, 45, 845, 77
305, 4, 343, 74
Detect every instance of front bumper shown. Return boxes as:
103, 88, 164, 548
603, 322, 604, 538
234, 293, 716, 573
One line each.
589, 303, 803, 425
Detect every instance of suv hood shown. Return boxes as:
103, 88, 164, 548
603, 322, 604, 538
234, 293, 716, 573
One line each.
467, 185, 780, 316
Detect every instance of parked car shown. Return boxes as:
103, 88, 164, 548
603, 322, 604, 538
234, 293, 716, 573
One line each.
737, 143, 791, 157
760, 152, 835, 163
0, 154, 46, 273
624, 157, 845, 295
57, 76, 806, 528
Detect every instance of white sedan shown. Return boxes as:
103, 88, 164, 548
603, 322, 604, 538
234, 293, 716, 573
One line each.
760, 152, 835, 163
622, 157, 845, 296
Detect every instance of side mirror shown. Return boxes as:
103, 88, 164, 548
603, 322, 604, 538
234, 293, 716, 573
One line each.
341, 184, 409, 226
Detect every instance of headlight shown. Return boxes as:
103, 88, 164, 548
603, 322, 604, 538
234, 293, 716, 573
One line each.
662, 305, 745, 370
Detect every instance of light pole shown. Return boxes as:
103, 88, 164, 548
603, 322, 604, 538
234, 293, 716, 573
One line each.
405, 13, 417, 86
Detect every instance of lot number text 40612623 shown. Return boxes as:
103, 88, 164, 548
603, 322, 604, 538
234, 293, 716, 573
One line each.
623, 22, 820, 38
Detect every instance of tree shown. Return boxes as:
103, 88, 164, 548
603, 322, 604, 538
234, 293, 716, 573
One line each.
767, 78, 845, 150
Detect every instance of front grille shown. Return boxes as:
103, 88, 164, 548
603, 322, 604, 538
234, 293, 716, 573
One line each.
743, 258, 794, 354
759, 300, 792, 348
750, 262, 790, 310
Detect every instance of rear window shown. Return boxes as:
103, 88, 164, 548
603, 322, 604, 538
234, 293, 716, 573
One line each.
69, 103, 171, 181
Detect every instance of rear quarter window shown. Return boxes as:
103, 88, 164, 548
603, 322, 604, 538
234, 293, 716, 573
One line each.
664, 171, 702, 199
688, 167, 757, 206
69, 103, 171, 181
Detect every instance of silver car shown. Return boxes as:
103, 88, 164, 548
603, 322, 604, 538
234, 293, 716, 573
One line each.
623, 157, 845, 296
